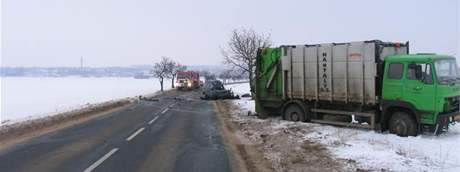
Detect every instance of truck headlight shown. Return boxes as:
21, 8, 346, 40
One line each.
188, 82, 192, 87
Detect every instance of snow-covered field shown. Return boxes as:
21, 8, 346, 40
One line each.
1, 77, 169, 124
229, 83, 460, 171
225, 82, 251, 96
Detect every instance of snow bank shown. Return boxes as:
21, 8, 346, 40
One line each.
230, 83, 460, 171
225, 82, 251, 96
1, 77, 170, 124
301, 122, 460, 171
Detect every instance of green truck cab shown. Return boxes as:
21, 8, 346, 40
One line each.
382, 54, 460, 135
255, 40, 460, 136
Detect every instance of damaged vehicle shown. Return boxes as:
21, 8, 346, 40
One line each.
201, 80, 239, 100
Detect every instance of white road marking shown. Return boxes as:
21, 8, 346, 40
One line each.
83, 148, 119, 172
125, 127, 145, 141
147, 103, 172, 125
161, 108, 169, 114
148, 116, 159, 125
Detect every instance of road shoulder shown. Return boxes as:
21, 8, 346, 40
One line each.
214, 100, 274, 172
216, 99, 356, 172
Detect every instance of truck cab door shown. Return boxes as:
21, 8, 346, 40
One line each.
383, 63, 405, 100
403, 63, 436, 112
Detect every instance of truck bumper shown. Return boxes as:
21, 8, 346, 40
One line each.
431, 111, 460, 135
177, 84, 194, 90
437, 111, 460, 124
454, 114, 460, 122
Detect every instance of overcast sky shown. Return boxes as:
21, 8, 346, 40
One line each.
1, 0, 459, 67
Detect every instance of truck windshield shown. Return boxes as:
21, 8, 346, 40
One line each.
435, 58, 459, 84
177, 73, 191, 78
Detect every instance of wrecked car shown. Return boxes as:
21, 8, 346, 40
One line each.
201, 80, 239, 100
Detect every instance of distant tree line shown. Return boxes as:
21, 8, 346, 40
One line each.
0, 66, 153, 77
152, 57, 186, 91
218, 69, 248, 84
199, 70, 215, 81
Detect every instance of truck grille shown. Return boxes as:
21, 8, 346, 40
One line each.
445, 96, 460, 113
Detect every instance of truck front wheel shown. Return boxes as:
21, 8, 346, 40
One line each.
389, 111, 418, 137
284, 104, 305, 122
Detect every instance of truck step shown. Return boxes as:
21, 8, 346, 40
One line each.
311, 119, 374, 129
311, 109, 373, 117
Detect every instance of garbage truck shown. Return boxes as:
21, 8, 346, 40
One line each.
255, 40, 460, 136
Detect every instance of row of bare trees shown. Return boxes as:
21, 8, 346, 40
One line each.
151, 57, 186, 91
218, 69, 248, 84
221, 28, 271, 94
152, 28, 270, 94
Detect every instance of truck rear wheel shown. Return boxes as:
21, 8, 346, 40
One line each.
257, 108, 269, 119
284, 104, 305, 122
389, 111, 418, 137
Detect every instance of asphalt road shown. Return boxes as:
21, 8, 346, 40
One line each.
0, 91, 232, 172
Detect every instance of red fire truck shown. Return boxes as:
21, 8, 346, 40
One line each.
175, 70, 200, 90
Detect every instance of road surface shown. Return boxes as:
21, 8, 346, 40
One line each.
0, 91, 233, 172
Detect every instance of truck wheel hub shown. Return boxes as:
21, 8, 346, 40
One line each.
291, 112, 300, 121
395, 120, 408, 135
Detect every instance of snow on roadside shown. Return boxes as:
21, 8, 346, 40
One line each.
224, 82, 251, 96
1, 77, 170, 125
1, 97, 134, 126
230, 98, 352, 171
229, 83, 460, 172
301, 121, 460, 171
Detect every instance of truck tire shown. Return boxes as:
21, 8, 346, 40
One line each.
389, 111, 418, 137
284, 104, 305, 122
257, 108, 269, 119
255, 102, 269, 119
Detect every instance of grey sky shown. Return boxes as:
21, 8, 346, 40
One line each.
1, 0, 459, 67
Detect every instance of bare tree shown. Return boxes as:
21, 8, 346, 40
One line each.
164, 60, 174, 88
232, 70, 248, 81
221, 28, 271, 94
169, 62, 186, 88
152, 57, 173, 91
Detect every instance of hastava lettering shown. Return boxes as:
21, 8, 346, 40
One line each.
320, 52, 329, 92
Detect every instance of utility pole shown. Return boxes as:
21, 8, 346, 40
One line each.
80, 56, 83, 69
80, 56, 85, 76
